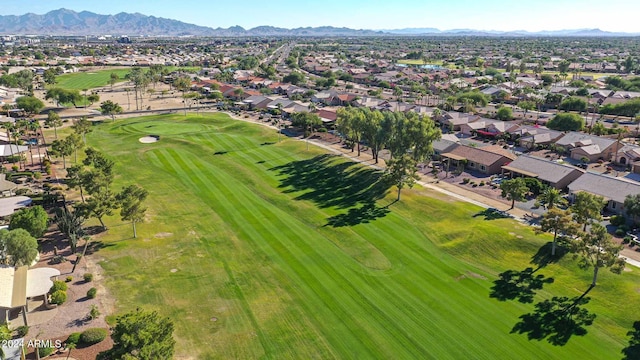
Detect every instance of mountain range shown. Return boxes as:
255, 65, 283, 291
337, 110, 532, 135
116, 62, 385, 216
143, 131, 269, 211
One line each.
0, 9, 638, 37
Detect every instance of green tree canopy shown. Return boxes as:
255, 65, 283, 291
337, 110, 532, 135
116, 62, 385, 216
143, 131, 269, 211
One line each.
538, 187, 567, 210
496, 107, 513, 120
571, 223, 625, 287
571, 192, 606, 231
539, 208, 580, 256
456, 91, 490, 107
500, 178, 529, 210
116, 185, 148, 238
45, 88, 82, 107
559, 97, 588, 113
16, 96, 44, 115
624, 194, 640, 224
291, 112, 322, 137
547, 113, 585, 132
9, 205, 49, 239
97, 309, 175, 360
99, 100, 123, 121
282, 72, 305, 85
45, 111, 63, 139
0, 228, 38, 267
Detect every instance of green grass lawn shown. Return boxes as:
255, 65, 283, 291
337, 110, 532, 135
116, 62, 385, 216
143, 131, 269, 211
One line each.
81, 113, 640, 359
54, 69, 132, 90
54, 66, 201, 91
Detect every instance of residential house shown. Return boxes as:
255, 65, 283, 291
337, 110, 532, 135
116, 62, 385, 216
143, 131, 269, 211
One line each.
509, 125, 564, 149
615, 144, 640, 167
440, 113, 481, 131
567, 172, 640, 215
312, 90, 341, 105
316, 109, 338, 124
243, 95, 274, 110
440, 144, 517, 175
432, 138, 459, 160
458, 117, 518, 137
554, 132, 618, 162
501, 155, 585, 189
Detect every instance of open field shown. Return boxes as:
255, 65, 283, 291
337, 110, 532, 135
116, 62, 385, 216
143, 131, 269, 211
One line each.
78, 113, 640, 359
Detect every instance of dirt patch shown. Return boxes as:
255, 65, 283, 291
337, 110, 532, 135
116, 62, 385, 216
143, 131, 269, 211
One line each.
455, 271, 488, 281
170, 268, 178, 273
466, 271, 487, 280
154, 232, 173, 238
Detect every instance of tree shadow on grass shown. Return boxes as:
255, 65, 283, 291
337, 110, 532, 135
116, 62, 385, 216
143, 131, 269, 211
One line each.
82, 241, 115, 256
473, 208, 511, 220
490, 267, 554, 303
530, 240, 570, 269
271, 154, 393, 226
622, 321, 640, 360
511, 287, 596, 346
325, 201, 392, 227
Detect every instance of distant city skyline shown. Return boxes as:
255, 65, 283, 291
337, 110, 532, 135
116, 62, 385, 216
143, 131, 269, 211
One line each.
2, 0, 640, 33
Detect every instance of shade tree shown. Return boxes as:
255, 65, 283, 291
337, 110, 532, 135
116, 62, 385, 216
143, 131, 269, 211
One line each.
538, 208, 580, 256
45, 111, 63, 139
9, 205, 49, 239
16, 96, 44, 115
116, 185, 148, 238
571, 223, 625, 287
500, 178, 529, 210
0, 228, 38, 267
99, 100, 123, 121
571, 192, 606, 231
96, 309, 175, 360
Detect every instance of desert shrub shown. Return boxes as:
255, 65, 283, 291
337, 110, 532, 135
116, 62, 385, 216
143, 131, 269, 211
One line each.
88, 305, 100, 320
623, 236, 632, 244
479, 181, 485, 186
87, 287, 97, 299
38, 345, 55, 357
84, 273, 94, 282
50, 280, 68, 293
80, 328, 108, 345
15, 188, 30, 196
15, 325, 29, 337
462, 178, 470, 184
610, 215, 627, 227
65, 276, 73, 283
50, 290, 67, 305
615, 228, 626, 237
67, 332, 81, 345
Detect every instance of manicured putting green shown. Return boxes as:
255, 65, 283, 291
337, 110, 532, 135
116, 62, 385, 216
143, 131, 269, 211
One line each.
85, 113, 639, 359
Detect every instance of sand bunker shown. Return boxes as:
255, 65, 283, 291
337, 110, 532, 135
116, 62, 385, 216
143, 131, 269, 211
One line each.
139, 135, 160, 143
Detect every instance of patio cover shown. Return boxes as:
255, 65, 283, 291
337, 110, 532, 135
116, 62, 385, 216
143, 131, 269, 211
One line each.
0, 265, 27, 310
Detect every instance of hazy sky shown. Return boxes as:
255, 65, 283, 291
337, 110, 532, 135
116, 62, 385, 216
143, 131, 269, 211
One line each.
3, 0, 640, 32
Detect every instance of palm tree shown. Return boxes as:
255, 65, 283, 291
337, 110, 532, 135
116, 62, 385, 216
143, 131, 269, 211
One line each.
538, 187, 567, 209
